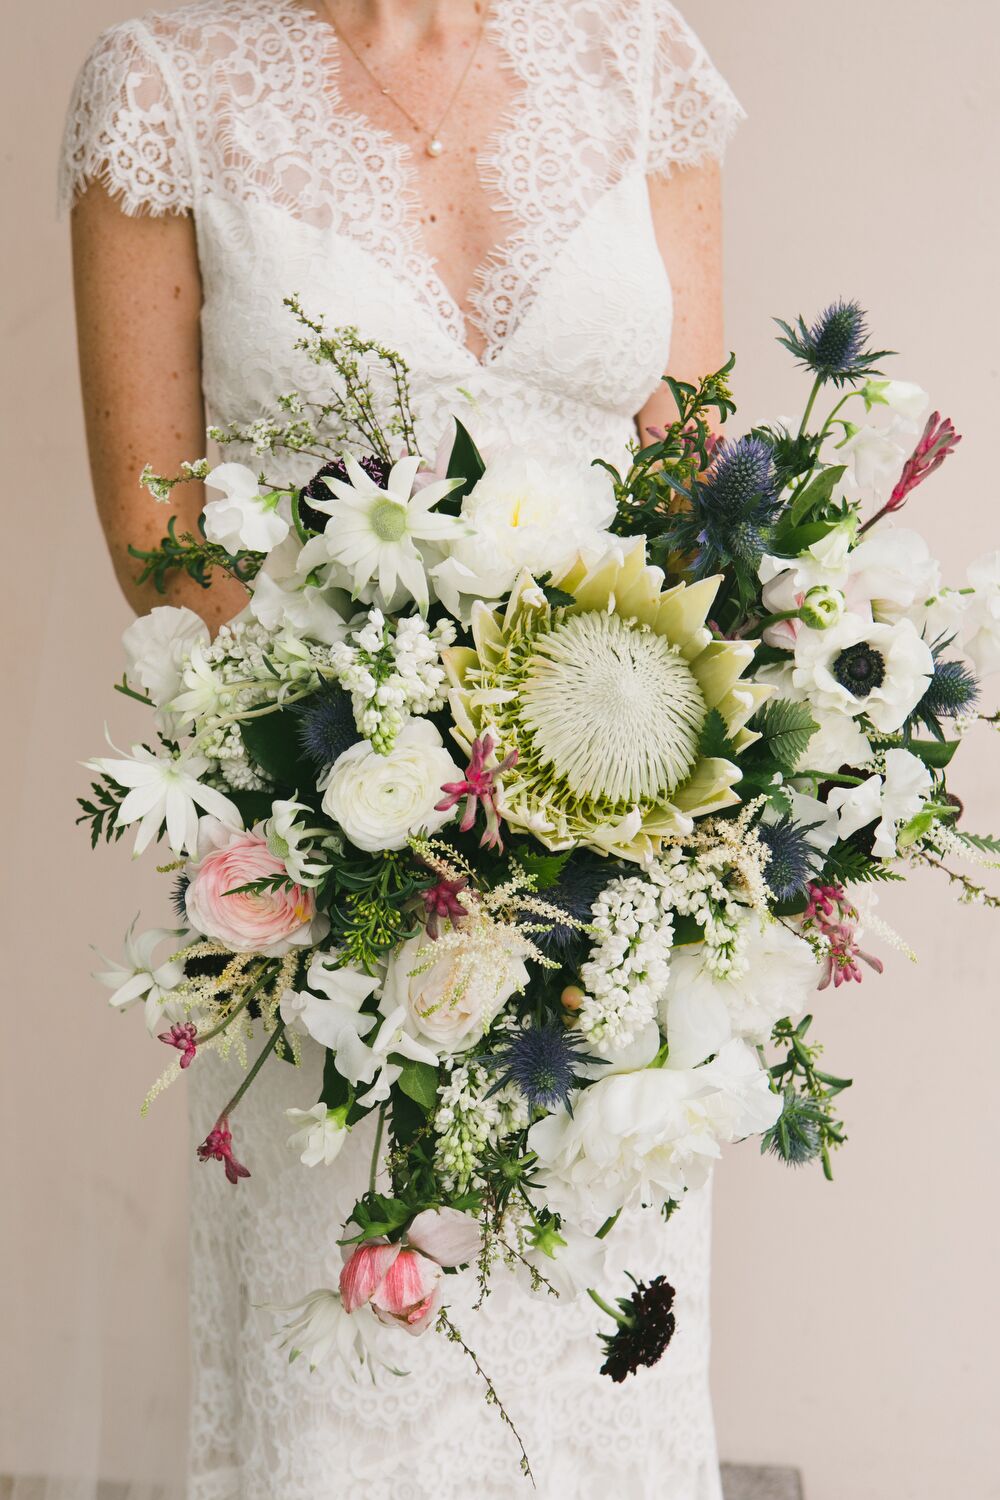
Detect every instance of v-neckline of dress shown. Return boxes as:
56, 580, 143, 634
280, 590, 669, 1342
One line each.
288, 0, 529, 368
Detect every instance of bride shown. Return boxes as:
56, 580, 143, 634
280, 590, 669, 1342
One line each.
62, 2, 744, 1495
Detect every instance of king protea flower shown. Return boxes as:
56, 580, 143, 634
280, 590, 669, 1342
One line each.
442, 541, 771, 862
298, 453, 464, 613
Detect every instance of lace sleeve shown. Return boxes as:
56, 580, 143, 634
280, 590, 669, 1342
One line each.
646, 1, 745, 178
58, 20, 194, 217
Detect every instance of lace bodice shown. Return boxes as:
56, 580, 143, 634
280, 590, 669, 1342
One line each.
61, 0, 742, 467
61, 5, 742, 1495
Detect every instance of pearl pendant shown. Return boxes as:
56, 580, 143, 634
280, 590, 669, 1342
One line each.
426, 137, 445, 158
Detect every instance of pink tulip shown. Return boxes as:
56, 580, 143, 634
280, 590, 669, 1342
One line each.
340, 1242, 442, 1336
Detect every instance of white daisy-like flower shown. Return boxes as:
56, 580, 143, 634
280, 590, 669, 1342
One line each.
262, 799, 336, 887
299, 454, 465, 614
86, 740, 242, 856
790, 612, 933, 733
271, 1289, 404, 1379
94, 917, 188, 1033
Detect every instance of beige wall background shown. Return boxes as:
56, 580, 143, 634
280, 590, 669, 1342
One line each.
2, 2, 998, 1496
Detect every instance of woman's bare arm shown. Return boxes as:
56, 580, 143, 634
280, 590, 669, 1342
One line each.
637, 161, 725, 438
71, 185, 247, 632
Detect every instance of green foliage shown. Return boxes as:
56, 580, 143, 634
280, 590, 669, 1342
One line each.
765, 1015, 852, 1179
76, 774, 129, 847
698, 707, 740, 761
786, 464, 847, 527
128, 514, 262, 594
750, 699, 818, 773
515, 848, 573, 890
440, 418, 487, 511
906, 738, 959, 769
394, 1058, 440, 1112
952, 829, 1000, 859
240, 706, 316, 791
820, 840, 905, 886
321, 848, 426, 972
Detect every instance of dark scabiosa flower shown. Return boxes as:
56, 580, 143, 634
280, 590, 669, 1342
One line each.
911, 651, 979, 739
487, 1020, 595, 1113
294, 681, 360, 768
297, 454, 391, 533
776, 299, 891, 386
757, 815, 819, 902
687, 435, 784, 576
529, 855, 611, 963
596, 1274, 677, 1383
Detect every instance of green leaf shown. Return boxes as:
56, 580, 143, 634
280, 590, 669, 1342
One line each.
320, 1051, 351, 1110
751, 699, 818, 772
227, 789, 277, 826
394, 1058, 439, 1113
698, 707, 739, 760
441, 418, 486, 510
240, 706, 315, 789
953, 829, 1000, 858
788, 464, 846, 527
907, 738, 959, 769
517, 849, 572, 889
770, 518, 841, 556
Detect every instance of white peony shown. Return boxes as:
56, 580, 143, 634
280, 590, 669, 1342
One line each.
381, 927, 529, 1056
202, 462, 291, 554
122, 606, 209, 713
527, 1040, 781, 1229
285, 1103, 350, 1167
961, 551, 1000, 676
321, 720, 462, 851
827, 747, 932, 859
660, 917, 821, 1068
790, 612, 932, 733
431, 447, 617, 618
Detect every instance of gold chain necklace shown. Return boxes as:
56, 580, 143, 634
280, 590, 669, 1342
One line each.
324, 5, 489, 158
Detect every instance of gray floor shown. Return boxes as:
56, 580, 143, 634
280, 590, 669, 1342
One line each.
4, 1470, 804, 1498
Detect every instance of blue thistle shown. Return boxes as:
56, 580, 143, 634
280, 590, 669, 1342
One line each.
683, 435, 783, 577
297, 454, 390, 533
776, 299, 892, 386
910, 650, 979, 740
762, 1089, 824, 1167
530, 857, 610, 962
488, 1021, 596, 1113
757, 816, 818, 902
295, 681, 360, 768
172, 874, 190, 921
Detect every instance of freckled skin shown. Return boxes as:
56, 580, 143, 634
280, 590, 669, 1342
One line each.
71, 0, 724, 630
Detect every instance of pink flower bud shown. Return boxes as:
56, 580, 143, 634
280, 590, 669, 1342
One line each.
339, 1241, 443, 1336
406, 1208, 482, 1267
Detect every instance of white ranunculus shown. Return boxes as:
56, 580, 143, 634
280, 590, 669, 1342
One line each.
961, 551, 1000, 676
321, 719, 462, 851
791, 613, 933, 733
202, 462, 290, 554
122, 606, 209, 712
381, 927, 529, 1055
431, 448, 617, 617
827, 747, 932, 859
285, 1103, 350, 1167
661, 918, 821, 1068
527, 1041, 780, 1229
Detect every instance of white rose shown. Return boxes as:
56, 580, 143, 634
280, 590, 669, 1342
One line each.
382, 927, 528, 1054
827, 747, 932, 860
431, 447, 616, 617
203, 462, 290, 554
122, 606, 209, 709
321, 720, 462, 851
661, 918, 821, 1068
791, 613, 932, 732
962, 550, 1000, 676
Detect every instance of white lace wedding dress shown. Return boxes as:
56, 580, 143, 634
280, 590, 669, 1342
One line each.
61, 3, 744, 1495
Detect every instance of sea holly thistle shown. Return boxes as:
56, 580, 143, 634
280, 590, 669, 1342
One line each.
764, 1014, 852, 1179
776, 299, 893, 391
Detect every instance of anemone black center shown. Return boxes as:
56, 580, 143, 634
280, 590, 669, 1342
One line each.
833, 642, 885, 697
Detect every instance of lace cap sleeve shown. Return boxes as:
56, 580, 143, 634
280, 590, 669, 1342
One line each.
59, 20, 194, 217
646, 1, 745, 178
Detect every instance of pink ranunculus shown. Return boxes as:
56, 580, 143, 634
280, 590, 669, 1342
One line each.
185, 828, 323, 956
340, 1242, 443, 1336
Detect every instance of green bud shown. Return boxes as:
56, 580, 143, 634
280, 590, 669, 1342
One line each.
527, 1220, 567, 1261
799, 585, 846, 630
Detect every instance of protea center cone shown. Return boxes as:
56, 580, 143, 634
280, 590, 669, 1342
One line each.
442, 540, 771, 862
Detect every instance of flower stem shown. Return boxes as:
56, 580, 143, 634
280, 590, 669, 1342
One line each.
797, 375, 824, 439
220, 1020, 286, 1119
587, 1287, 626, 1325
369, 1102, 387, 1194
595, 1208, 622, 1241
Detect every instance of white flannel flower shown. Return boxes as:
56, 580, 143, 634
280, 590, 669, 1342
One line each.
285, 1103, 350, 1167
86, 740, 242, 856
202, 462, 291, 554
298, 454, 465, 614
263, 799, 335, 887
94, 917, 188, 1033
790, 613, 932, 733
961, 550, 1000, 676
660, 917, 821, 1068
167, 641, 227, 728
271, 1289, 403, 1379
431, 447, 617, 618
121, 607, 209, 717
827, 747, 932, 859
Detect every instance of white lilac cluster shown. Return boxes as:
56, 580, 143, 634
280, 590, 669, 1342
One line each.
433, 1057, 529, 1194
578, 877, 675, 1054
330, 607, 457, 753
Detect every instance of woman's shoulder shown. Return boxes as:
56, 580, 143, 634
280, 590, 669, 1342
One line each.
78, 0, 295, 68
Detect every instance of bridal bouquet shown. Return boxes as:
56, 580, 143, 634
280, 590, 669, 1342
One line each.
82, 297, 1000, 1455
